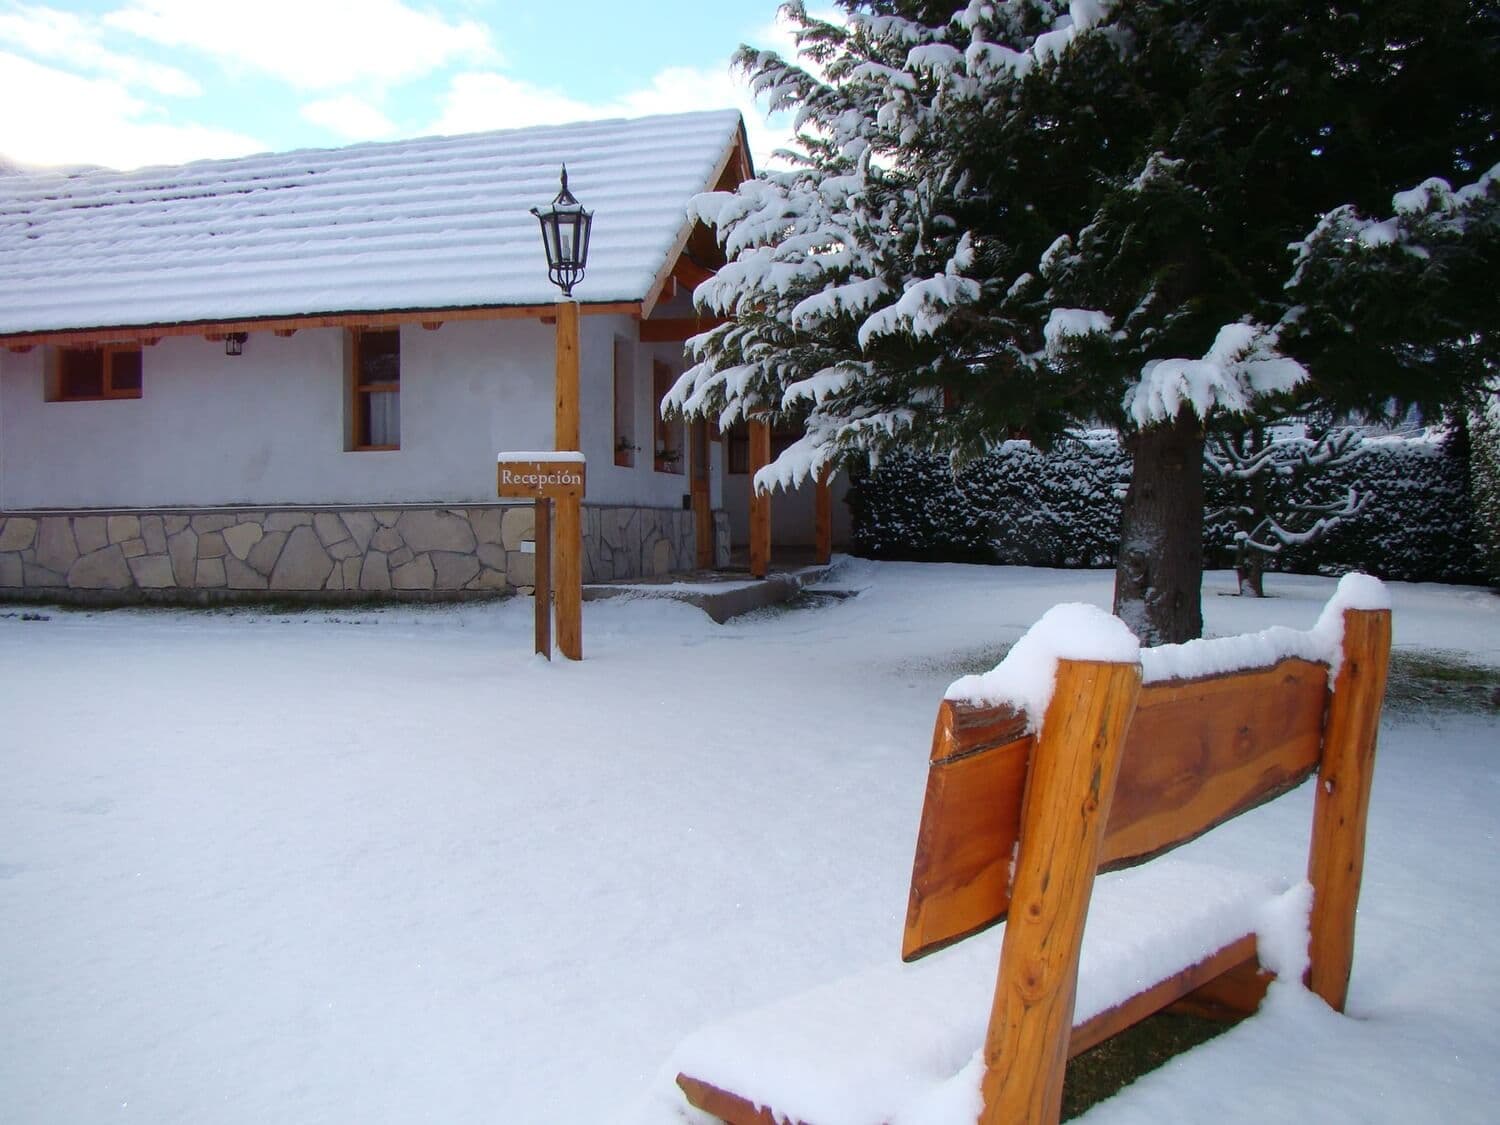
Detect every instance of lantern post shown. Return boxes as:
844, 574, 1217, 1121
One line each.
526, 166, 593, 660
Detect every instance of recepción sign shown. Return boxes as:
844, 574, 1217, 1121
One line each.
496, 458, 586, 499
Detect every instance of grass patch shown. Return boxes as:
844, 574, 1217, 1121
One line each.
1062, 1011, 1233, 1119
1385, 649, 1500, 716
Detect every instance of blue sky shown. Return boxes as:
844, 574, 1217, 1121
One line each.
0, 0, 805, 170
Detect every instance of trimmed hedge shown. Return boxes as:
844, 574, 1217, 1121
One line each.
849, 429, 1488, 585
1472, 399, 1500, 582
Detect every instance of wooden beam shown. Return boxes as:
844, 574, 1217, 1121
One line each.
748, 417, 771, 579
980, 657, 1141, 1125
1306, 607, 1391, 1011
1167, 943, 1274, 1022
1068, 935, 1264, 1058
671, 256, 715, 290
639, 127, 753, 322
273, 328, 297, 337
6, 344, 33, 353
553, 300, 583, 662
639, 315, 727, 343
0, 300, 643, 351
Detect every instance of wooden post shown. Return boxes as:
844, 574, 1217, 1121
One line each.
533, 500, 552, 659
980, 658, 1141, 1125
748, 416, 771, 579
814, 465, 832, 566
692, 419, 713, 569
1306, 607, 1391, 1011
554, 300, 583, 660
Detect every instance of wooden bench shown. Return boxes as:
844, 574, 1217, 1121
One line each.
667, 576, 1391, 1124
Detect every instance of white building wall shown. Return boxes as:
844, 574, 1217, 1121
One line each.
579, 317, 704, 512
0, 319, 564, 510
722, 470, 853, 549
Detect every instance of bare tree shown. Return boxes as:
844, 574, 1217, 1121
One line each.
1207, 422, 1367, 597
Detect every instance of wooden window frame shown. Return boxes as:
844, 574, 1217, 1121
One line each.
613, 336, 637, 468
47, 343, 143, 402
347, 327, 400, 452
652, 359, 685, 475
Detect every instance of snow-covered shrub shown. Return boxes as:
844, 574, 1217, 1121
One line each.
850, 434, 1129, 568
1471, 396, 1500, 582
852, 431, 1484, 583
1271, 430, 1485, 585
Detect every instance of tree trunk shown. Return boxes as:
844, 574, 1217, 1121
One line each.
1235, 544, 1266, 598
1113, 412, 1205, 645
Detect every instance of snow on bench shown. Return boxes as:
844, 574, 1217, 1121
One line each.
659, 575, 1392, 1125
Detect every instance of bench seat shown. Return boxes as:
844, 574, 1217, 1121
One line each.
670, 860, 1292, 1125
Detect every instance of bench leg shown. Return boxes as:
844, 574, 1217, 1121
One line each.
979, 659, 1141, 1125
1307, 607, 1390, 1012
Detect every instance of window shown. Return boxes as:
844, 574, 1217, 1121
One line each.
49, 344, 142, 401
653, 360, 684, 474
613, 337, 636, 467
349, 328, 400, 450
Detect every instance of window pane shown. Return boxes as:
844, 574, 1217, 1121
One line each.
60, 348, 104, 398
110, 349, 143, 393
359, 330, 400, 386
365, 391, 400, 446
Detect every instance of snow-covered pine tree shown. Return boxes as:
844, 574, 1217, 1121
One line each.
672, 0, 1500, 643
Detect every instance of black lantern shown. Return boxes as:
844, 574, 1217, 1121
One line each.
225, 332, 247, 357
531, 165, 593, 298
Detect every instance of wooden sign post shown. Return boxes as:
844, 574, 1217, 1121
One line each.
497, 453, 586, 660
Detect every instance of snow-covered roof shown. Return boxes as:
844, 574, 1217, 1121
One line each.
0, 109, 749, 339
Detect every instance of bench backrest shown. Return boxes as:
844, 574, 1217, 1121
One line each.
905, 654, 1331, 960
903, 589, 1391, 1123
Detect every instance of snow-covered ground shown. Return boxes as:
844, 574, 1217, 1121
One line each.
2, 561, 1497, 1123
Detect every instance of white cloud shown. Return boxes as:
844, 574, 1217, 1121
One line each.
431, 62, 797, 171
0, 2, 199, 96
104, 0, 497, 90
0, 51, 263, 169
300, 95, 397, 141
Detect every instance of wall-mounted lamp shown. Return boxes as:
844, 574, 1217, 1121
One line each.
225, 333, 248, 357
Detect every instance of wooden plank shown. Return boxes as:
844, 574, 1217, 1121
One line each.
533, 500, 551, 660
0, 300, 643, 350
748, 418, 771, 579
981, 658, 1141, 1125
1068, 935, 1263, 1057
1307, 608, 1391, 1011
1099, 658, 1327, 869
676, 1074, 803, 1125
903, 702, 1031, 961
1167, 942, 1273, 1022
